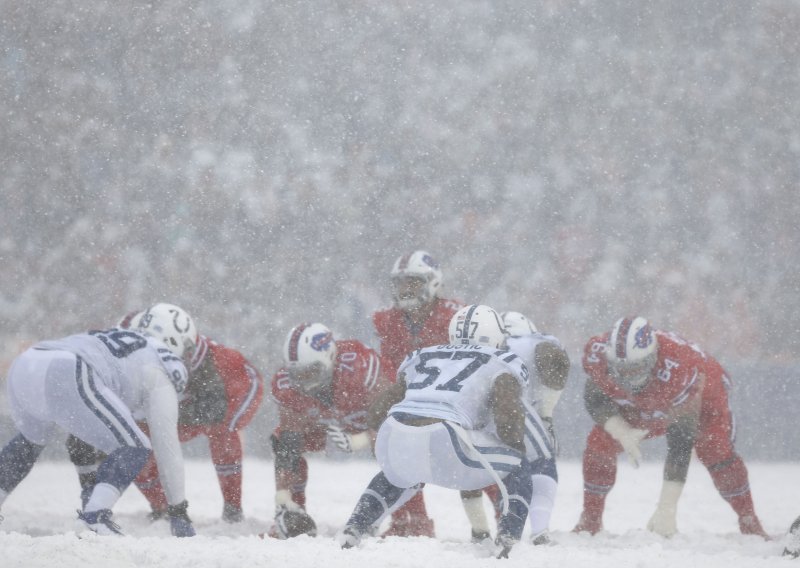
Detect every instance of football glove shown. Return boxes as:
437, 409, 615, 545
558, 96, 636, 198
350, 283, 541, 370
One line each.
167, 500, 196, 537
603, 415, 648, 468
327, 425, 371, 453
647, 480, 684, 537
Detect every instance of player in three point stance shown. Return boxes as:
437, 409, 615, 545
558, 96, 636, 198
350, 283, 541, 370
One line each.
574, 316, 768, 538
268, 322, 390, 538
340, 304, 555, 559
67, 309, 265, 524
0, 303, 197, 536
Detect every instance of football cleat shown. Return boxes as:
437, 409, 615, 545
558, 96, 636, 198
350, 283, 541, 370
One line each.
494, 533, 517, 559
471, 529, 492, 544
531, 530, 553, 546
222, 502, 244, 523
739, 514, 769, 539
381, 513, 435, 538
78, 509, 123, 536
147, 508, 168, 522
573, 511, 603, 535
339, 526, 363, 549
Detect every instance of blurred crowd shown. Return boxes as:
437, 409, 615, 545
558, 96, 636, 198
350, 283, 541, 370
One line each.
2, 0, 799, 380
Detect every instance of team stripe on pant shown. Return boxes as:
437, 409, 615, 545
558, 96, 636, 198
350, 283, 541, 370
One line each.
523, 404, 554, 460
228, 364, 262, 432
443, 423, 522, 473
74, 356, 146, 448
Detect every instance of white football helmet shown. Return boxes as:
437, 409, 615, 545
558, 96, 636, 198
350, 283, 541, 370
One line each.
391, 250, 443, 310
448, 304, 508, 349
137, 303, 198, 359
501, 311, 538, 336
282, 323, 337, 393
605, 316, 658, 391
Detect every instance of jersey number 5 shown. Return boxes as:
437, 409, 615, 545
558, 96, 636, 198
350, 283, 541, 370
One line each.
408, 351, 492, 392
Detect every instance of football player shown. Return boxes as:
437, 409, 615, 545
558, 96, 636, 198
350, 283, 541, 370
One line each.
134, 333, 264, 523
268, 322, 390, 538
340, 304, 554, 559
370, 250, 463, 537
0, 303, 197, 536
573, 316, 768, 538
461, 311, 569, 545
67, 310, 265, 524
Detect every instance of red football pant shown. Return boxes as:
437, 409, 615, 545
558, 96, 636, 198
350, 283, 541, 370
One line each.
135, 424, 245, 510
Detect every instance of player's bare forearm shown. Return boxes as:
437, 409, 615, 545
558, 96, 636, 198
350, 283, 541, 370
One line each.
584, 380, 619, 425
366, 381, 406, 431
664, 382, 702, 482
491, 374, 525, 453
535, 342, 570, 390
664, 416, 697, 482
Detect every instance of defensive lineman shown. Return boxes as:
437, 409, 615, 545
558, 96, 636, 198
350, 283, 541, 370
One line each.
0, 303, 197, 536
340, 304, 550, 558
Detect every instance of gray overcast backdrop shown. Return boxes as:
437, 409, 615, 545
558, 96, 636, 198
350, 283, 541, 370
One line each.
1, 0, 799, 459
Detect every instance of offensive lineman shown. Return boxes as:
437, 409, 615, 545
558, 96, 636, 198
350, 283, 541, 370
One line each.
573, 316, 768, 538
268, 322, 390, 538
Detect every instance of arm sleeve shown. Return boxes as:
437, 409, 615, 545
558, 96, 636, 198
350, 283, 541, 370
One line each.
366, 380, 407, 431
142, 365, 185, 506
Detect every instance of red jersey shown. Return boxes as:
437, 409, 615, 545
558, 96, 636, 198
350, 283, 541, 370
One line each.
204, 339, 265, 431
583, 330, 729, 433
178, 336, 265, 431
372, 297, 464, 378
271, 339, 388, 435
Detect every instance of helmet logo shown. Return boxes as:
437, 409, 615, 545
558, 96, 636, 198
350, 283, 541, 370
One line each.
310, 331, 333, 352
634, 324, 653, 349
170, 308, 191, 333
421, 253, 438, 269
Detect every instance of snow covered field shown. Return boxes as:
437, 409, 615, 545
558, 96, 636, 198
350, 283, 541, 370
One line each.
0, 457, 794, 567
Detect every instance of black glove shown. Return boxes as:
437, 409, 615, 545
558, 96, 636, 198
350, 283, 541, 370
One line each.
167, 500, 196, 537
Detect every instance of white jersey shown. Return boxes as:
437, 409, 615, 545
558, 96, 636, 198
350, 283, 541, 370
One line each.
390, 344, 529, 430
36, 328, 188, 415
33, 328, 189, 505
506, 332, 565, 418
